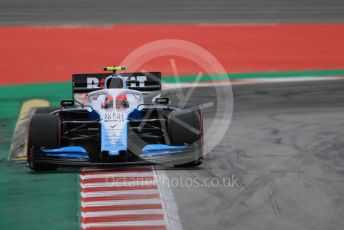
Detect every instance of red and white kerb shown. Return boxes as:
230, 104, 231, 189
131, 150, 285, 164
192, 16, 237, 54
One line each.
80, 167, 168, 230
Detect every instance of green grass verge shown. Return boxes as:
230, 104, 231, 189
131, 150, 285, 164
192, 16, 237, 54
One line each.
0, 82, 79, 230
0, 161, 80, 230
163, 69, 344, 83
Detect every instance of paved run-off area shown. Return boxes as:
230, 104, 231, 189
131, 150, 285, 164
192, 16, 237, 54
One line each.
1, 24, 344, 85
0, 0, 343, 25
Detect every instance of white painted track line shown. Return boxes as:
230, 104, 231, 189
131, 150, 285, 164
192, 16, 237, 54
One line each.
80, 181, 156, 188
81, 189, 160, 197
82, 209, 164, 217
82, 198, 163, 207
80, 172, 154, 179
81, 220, 166, 228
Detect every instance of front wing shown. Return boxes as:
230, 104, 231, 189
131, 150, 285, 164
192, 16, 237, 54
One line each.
29, 143, 202, 167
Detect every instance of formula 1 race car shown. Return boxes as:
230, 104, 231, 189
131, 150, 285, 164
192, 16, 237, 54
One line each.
27, 66, 203, 171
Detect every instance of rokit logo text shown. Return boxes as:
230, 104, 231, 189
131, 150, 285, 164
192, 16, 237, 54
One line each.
87, 76, 147, 89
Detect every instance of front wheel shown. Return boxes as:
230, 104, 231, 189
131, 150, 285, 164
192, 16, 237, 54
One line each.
174, 157, 203, 168
27, 114, 61, 171
168, 108, 204, 167
34, 107, 61, 114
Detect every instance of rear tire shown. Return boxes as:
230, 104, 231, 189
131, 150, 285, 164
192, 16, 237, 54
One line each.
28, 114, 61, 171
168, 109, 203, 167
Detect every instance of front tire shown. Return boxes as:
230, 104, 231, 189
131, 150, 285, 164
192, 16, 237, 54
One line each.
168, 108, 204, 167
35, 107, 61, 114
27, 114, 61, 171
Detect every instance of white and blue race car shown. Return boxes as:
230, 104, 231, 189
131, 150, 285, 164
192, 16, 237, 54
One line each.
27, 66, 204, 171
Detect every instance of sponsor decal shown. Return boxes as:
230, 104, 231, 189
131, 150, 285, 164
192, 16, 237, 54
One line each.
86, 76, 148, 89
104, 111, 125, 122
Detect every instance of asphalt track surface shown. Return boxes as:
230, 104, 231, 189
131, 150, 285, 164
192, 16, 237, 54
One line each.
0, 0, 344, 25
162, 80, 344, 230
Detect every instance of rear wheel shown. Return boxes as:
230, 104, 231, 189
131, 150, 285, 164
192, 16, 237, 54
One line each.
28, 114, 61, 171
168, 109, 203, 167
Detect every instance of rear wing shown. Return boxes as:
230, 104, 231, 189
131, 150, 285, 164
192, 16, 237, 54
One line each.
72, 72, 161, 93
72, 72, 161, 104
